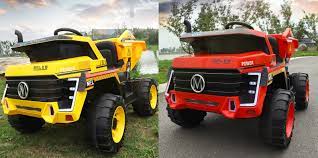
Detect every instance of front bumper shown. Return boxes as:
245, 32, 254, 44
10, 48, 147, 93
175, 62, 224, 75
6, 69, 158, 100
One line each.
165, 89, 266, 119
2, 90, 87, 124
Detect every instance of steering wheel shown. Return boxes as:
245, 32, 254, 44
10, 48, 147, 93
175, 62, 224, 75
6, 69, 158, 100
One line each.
54, 28, 83, 36
225, 21, 254, 30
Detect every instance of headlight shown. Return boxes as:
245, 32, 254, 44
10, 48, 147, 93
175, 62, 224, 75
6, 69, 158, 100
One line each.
240, 73, 261, 106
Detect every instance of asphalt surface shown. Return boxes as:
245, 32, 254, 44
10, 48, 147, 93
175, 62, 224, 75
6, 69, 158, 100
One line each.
159, 57, 318, 158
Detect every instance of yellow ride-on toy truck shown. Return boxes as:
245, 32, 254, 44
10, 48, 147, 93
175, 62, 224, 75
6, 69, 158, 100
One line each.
1, 28, 158, 153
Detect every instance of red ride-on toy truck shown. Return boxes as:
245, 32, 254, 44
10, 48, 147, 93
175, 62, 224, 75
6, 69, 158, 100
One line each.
165, 21, 309, 148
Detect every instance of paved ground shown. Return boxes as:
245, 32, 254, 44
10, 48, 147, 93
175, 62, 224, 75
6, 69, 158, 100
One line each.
139, 50, 159, 74
159, 57, 318, 158
158, 54, 186, 60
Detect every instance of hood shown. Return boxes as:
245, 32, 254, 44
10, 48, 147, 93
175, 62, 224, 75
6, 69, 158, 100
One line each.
172, 51, 273, 70
5, 56, 92, 78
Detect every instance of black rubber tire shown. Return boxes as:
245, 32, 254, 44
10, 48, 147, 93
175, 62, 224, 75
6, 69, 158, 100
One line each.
167, 105, 206, 128
259, 89, 295, 148
88, 93, 126, 153
8, 115, 45, 133
132, 78, 158, 116
290, 73, 309, 110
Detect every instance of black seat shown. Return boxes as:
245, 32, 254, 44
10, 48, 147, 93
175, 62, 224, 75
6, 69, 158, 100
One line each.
268, 36, 283, 63
95, 41, 118, 67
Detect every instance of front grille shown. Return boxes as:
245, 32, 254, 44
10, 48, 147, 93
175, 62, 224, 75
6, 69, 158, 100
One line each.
173, 69, 243, 96
5, 76, 77, 110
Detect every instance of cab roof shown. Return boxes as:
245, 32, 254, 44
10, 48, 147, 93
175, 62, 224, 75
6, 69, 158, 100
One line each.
180, 28, 267, 43
11, 35, 93, 52
12, 35, 73, 50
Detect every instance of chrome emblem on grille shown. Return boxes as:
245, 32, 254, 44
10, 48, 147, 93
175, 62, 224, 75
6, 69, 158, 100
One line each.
190, 74, 205, 93
17, 82, 29, 99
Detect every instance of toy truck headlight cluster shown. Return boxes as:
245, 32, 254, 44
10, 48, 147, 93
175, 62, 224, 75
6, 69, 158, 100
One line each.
239, 73, 261, 106
58, 78, 79, 111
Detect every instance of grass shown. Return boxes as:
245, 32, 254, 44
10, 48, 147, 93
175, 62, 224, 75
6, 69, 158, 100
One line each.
147, 45, 158, 53
0, 79, 158, 158
294, 51, 318, 57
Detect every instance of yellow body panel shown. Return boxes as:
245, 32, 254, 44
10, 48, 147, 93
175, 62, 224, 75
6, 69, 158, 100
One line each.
2, 90, 86, 124
2, 30, 146, 124
94, 30, 147, 72
5, 56, 92, 78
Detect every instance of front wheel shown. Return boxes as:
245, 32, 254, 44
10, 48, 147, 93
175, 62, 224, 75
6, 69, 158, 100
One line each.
8, 115, 45, 133
132, 78, 158, 116
259, 89, 295, 148
88, 93, 126, 153
167, 105, 206, 128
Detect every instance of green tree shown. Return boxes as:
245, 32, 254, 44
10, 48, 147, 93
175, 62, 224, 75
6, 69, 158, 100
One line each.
194, 4, 217, 31
216, 0, 239, 28
164, 0, 198, 53
239, 0, 279, 33
165, 0, 198, 37
163, 0, 311, 53
294, 19, 307, 40
302, 13, 318, 49
281, 0, 293, 29
269, 15, 282, 34
189, 0, 238, 32
0, 41, 21, 57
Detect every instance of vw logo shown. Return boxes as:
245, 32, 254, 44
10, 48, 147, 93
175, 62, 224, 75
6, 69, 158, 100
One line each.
17, 82, 29, 99
190, 74, 205, 93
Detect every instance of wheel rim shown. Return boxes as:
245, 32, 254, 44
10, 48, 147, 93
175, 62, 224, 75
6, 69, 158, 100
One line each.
112, 106, 125, 143
286, 101, 295, 138
149, 85, 158, 109
305, 80, 309, 102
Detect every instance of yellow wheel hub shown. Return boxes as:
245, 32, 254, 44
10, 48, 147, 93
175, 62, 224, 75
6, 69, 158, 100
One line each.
149, 85, 158, 109
112, 106, 125, 143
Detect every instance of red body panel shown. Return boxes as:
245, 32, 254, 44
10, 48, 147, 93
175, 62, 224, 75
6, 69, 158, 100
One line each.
172, 51, 274, 70
269, 28, 299, 61
165, 86, 267, 119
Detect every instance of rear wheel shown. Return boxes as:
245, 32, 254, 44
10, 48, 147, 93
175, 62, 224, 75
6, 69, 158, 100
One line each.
88, 93, 126, 153
8, 115, 45, 133
290, 73, 309, 110
132, 78, 158, 116
167, 105, 206, 128
259, 89, 295, 148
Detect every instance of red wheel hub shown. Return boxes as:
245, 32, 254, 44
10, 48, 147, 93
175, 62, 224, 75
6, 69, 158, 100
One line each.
305, 80, 309, 102
286, 101, 295, 138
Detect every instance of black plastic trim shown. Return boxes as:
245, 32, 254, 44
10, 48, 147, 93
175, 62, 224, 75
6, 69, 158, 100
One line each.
260, 67, 268, 86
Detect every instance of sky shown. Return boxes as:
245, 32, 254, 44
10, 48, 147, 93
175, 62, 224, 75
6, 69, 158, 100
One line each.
159, 0, 318, 49
0, 0, 159, 41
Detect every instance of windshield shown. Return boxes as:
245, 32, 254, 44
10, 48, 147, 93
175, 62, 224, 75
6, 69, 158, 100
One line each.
190, 34, 269, 54
14, 41, 96, 62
